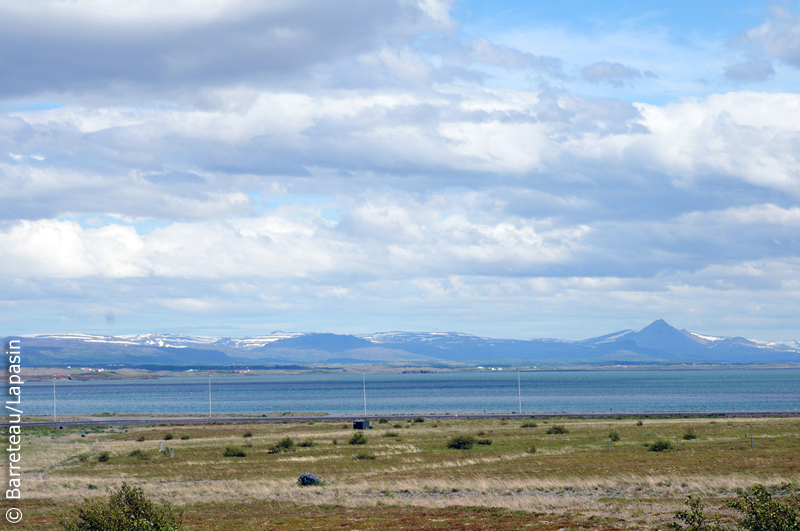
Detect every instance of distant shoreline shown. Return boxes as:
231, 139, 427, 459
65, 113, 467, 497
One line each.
20, 410, 800, 428
13, 363, 800, 381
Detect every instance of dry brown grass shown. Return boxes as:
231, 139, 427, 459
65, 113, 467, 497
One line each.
18, 415, 800, 530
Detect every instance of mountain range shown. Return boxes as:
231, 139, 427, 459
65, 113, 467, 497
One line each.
6, 320, 800, 367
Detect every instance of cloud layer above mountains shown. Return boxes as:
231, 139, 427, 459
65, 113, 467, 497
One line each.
1, 0, 799, 340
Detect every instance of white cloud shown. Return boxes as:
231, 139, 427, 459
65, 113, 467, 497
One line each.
563, 91, 800, 194
0, 220, 96, 277
359, 47, 433, 81
737, 7, 800, 69
0, 191, 592, 284
724, 59, 775, 82
157, 298, 216, 312
0, 0, 455, 99
1, 1, 800, 340
446, 38, 563, 75
582, 61, 642, 87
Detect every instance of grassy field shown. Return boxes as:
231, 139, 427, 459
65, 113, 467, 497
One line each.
13, 415, 800, 530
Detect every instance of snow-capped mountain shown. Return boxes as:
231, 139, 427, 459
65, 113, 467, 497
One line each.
8, 320, 799, 367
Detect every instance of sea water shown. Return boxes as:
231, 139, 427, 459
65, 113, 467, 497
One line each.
21, 369, 800, 416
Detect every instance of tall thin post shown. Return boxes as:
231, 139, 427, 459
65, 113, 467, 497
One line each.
363, 374, 367, 416
208, 375, 212, 418
53, 378, 57, 422
517, 371, 521, 414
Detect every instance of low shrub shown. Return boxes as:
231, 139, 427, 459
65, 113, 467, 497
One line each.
163, 433, 174, 441
243, 431, 253, 438
636, 420, 644, 426
349, 432, 368, 445
521, 422, 538, 428
180, 435, 190, 440
392, 423, 403, 429
383, 432, 399, 438
331, 438, 338, 445
378, 418, 389, 424
648, 440, 673, 452
666, 495, 720, 531
609, 430, 621, 442
298, 440, 316, 447
546, 425, 569, 435
276, 437, 295, 451
414, 416, 425, 423
728, 483, 800, 531
86, 484, 98, 490
97, 452, 110, 463
298, 473, 324, 486
128, 449, 148, 460
447, 435, 476, 450
59, 482, 182, 531
136, 436, 146, 442
476, 439, 492, 445
527, 445, 537, 454
223, 446, 246, 457
683, 427, 698, 440
353, 451, 376, 460
477, 430, 486, 436
667, 485, 800, 531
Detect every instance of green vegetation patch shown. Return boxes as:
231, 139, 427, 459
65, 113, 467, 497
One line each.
223, 446, 246, 457
447, 435, 476, 450
647, 440, 674, 452
59, 482, 181, 531
349, 432, 368, 445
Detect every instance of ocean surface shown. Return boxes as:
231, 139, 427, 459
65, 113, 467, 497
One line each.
19, 369, 800, 416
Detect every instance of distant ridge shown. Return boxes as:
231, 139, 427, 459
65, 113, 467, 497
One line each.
6, 320, 799, 367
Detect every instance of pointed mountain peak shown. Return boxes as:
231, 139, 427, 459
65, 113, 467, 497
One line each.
638, 319, 674, 333
634, 320, 704, 351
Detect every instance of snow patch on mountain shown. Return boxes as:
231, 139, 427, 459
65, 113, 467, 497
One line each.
216, 333, 305, 349
690, 333, 725, 342
747, 339, 800, 350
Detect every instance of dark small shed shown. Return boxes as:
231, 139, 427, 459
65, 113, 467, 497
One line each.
353, 420, 371, 430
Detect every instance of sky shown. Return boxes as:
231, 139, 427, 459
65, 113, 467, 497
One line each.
1, 0, 799, 341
